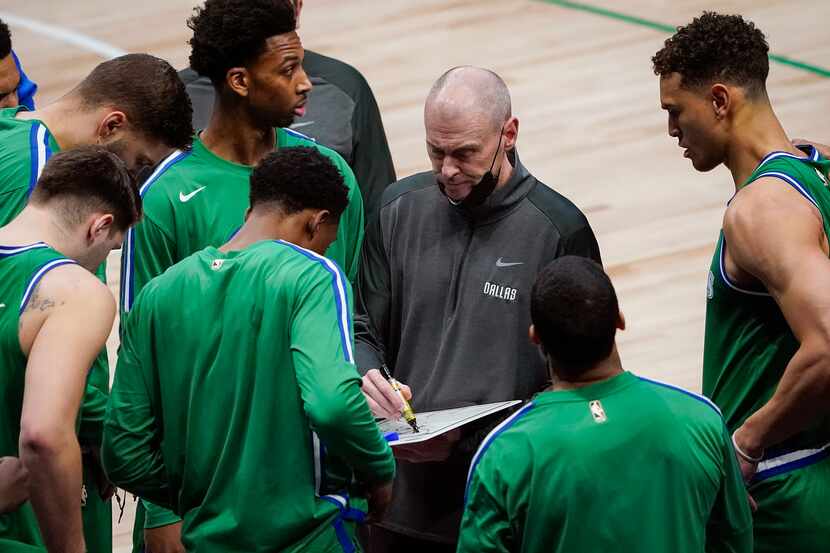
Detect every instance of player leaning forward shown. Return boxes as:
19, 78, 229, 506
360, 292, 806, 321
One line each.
103, 147, 394, 553
654, 12, 830, 551
0, 147, 141, 553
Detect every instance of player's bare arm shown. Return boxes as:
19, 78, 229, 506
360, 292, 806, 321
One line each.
18, 265, 115, 553
724, 179, 830, 468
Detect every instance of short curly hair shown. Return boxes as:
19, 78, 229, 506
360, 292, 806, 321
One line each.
531, 256, 619, 378
76, 54, 194, 150
188, 0, 296, 87
0, 18, 11, 59
250, 147, 348, 218
652, 12, 769, 98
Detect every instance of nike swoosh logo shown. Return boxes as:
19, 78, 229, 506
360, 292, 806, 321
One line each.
496, 257, 524, 268
179, 186, 206, 203
290, 121, 316, 129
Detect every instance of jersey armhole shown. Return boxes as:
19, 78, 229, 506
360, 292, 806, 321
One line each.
19, 258, 76, 314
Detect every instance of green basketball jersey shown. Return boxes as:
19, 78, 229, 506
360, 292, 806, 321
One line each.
703, 147, 830, 479
0, 243, 76, 550
104, 240, 394, 552
120, 130, 365, 541
459, 372, 752, 553
120, 130, 364, 315
0, 107, 59, 225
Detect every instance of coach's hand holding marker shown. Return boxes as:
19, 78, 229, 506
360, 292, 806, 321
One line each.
381, 365, 420, 433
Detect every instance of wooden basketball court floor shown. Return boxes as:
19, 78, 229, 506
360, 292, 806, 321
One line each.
3, 0, 830, 549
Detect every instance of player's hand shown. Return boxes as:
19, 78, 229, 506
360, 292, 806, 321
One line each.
361, 369, 412, 419
732, 427, 762, 483
0, 456, 29, 514
792, 138, 830, 159
736, 455, 759, 484
366, 479, 394, 522
393, 428, 462, 463
144, 522, 185, 553
747, 492, 758, 513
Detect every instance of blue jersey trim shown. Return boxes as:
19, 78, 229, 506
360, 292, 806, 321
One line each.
718, 235, 771, 298
637, 376, 722, 416
26, 123, 53, 198
754, 448, 830, 483
121, 149, 191, 314
753, 171, 820, 210
19, 259, 76, 314
465, 402, 534, 503
0, 242, 48, 258
275, 240, 353, 363
330, 515, 356, 553
283, 127, 316, 142
27, 124, 39, 195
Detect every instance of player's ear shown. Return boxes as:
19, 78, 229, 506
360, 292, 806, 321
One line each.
711, 83, 730, 120
616, 310, 626, 331
226, 67, 250, 98
97, 111, 127, 141
307, 209, 331, 237
88, 213, 115, 243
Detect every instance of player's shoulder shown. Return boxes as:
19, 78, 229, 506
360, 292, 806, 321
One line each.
139, 148, 196, 200
272, 240, 348, 279
281, 128, 348, 165
36, 262, 113, 311
635, 376, 723, 423
468, 403, 537, 476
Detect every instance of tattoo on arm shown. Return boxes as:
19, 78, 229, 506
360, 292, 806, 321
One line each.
25, 287, 61, 313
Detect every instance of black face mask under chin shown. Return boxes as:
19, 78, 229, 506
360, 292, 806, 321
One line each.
438, 126, 504, 208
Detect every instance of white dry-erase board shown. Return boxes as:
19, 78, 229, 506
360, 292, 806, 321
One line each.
379, 400, 522, 446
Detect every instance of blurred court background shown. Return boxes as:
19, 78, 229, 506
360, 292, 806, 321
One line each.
2, 1, 830, 549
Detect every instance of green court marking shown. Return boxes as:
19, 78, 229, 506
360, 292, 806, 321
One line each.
539, 0, 830, 79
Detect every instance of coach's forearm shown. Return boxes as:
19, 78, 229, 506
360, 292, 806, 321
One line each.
20, 429, 84, 553
738, 342, 830, 454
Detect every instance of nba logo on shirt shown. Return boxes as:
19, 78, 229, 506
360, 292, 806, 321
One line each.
211, 259, 224, 271
589, 400, 607, 423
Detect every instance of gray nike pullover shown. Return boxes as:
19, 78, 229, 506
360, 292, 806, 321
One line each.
355, 152, 601, 543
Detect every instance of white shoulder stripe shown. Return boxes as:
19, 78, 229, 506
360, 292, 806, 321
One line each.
35, 124, 48, 181
467, 402, 535, 485
19, 259, 76, 312
276, 240, 353, 363
139, 149, 185, 196
0, 242, 48, 255
637, 376, 721, 415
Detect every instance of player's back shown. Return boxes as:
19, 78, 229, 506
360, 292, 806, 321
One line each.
460, 372, 752, 553
0, 242, 72, 550
128, 239, 355, 551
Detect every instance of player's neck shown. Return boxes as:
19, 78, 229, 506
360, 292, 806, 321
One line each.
551, 347, 624, 391
0, 206, 76, 254
201, 101, 276, 167
725, 101, 800, 189
16, 96, 96, 151
220, 212, 304, 253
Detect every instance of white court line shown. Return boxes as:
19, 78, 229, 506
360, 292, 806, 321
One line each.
0, 12, 127, 59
